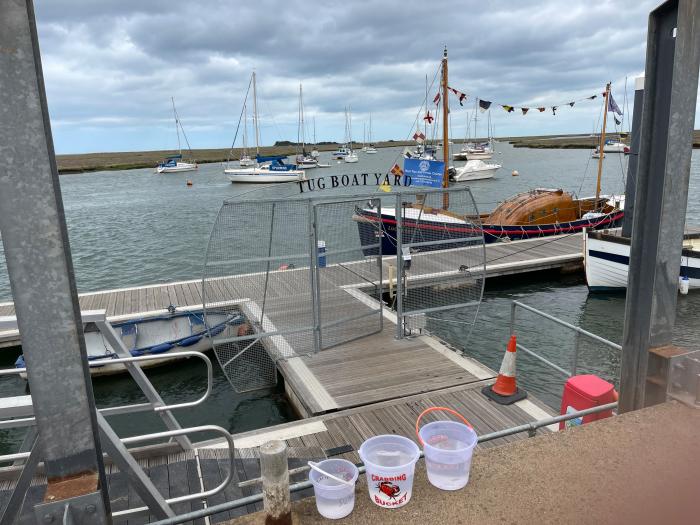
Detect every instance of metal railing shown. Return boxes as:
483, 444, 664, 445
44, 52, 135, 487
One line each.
148, 401, 618, 525
0, 351, 214, 435
509, 300, 622, 377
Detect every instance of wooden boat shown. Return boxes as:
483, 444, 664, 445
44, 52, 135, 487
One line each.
585, 228, 700, 292
354, 54, 623, 254
16, 307, 244, 377
155, 98, 198, 173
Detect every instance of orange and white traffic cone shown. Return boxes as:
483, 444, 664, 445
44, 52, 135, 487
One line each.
482, 335, 527, 405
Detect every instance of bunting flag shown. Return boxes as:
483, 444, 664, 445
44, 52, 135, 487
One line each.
538, 107, 546, 112
390, 163, 404, 177
423, 111, 434, 124
569, 102, 575, 107
412, 130, 426, 143
521, 108, 529, 115
448, 86, 467, 105
552, 106, 558, 115
588, 95, 598, 100
478, 99, 492, 112
608, 93, 623, 115
502, 105, 514, 113
433, 92, 441, 104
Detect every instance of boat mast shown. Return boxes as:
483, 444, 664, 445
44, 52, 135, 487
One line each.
348, 106, 353, 151
313, 117, 316, 145
441, 47, 450, 208
171, 97, 181, 155
252, 72, 260, 157
595, 82, 611, 203
424, 74, 429, 146
242, 103, 248, 157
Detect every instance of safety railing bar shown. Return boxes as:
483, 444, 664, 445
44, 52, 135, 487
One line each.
402, 236, 483, 249
512, 300, 622, 350
112, 425, 235, 518
148, 402, 619, 525
404, 300, 481, 317
323, 244, 381, 257
205, 252, 310, 267
213, 324, 314, 346
516, 343, 572, 378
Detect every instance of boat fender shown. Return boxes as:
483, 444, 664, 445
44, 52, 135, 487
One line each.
149, 342, 175, 355
14, 355, 25, 369
178, 334, 203, 347
130, 349, 145, 357
209, 324, 227, 337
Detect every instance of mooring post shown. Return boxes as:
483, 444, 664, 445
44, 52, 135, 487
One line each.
260, 440, 292, 524
620, 0, 700, 412
0, 0, 111, 521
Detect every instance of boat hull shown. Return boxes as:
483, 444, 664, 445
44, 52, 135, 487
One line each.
453, 169, 497, 181
585, 230, 700, 292
465, 152, 493, 160
156, 162, 198, 173
225, 168, 306, 183
355, 207, 624, 255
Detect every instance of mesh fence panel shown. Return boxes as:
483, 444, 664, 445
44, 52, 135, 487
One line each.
394, 187, 485, 335
203, 199, 315, 392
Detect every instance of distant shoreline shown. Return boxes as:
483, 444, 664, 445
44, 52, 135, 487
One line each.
55, 131, 700, 174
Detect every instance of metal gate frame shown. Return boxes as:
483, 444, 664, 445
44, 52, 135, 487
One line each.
311, 197, 384, 351
394, 186, 485, 339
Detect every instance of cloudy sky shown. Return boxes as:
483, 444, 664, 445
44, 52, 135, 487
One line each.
33, 0, 692, 154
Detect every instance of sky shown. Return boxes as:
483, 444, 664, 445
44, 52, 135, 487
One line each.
33, 0, 694, 154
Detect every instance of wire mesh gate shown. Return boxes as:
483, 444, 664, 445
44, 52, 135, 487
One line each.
203, 196, 384, 392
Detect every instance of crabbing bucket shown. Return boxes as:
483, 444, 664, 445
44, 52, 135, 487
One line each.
358, 434, 420, 509
416, 407, 478, 491
308, 459, 359, 519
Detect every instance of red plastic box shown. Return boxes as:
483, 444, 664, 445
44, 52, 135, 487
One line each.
559, 375, 616, 430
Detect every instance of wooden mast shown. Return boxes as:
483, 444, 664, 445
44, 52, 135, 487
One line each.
595, 82, 611, 204
441, 47, 449, 209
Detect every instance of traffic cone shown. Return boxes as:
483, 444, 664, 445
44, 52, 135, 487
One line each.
482, 335, 527, 405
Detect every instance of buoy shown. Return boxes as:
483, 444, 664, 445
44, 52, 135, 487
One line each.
482, 335, 527, 405
511, 170, 519, 177
186, 180, 193, 186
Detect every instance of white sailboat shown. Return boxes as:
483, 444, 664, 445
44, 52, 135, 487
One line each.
366, 113, 378, 154
155, 97, 198, 173
225, 72, 305, 183
238, 103, 255, 166
344, 107, 359, 163
311, 117, 320, 158
295, 84, 317, 169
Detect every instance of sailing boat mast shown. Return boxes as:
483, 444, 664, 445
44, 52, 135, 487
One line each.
252, 72, 260, 156
441, 47, 450, 191
595, 82, 611, 203
242, 103, 249, 157
171, 97, 181, 155
298, 83, 306, 155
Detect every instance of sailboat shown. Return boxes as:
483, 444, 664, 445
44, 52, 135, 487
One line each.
354, 50, 623, 253
344, 107, 359, 163
311, 117, 320, 158
361, 123, 368, 152
238, 103, 255, 167
225, 72, 306, 183
366, 114, 378, 154
295, 84, 318, 169
155, 98, 198, 173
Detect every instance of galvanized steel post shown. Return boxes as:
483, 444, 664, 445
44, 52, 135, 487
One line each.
0, 0, 111, 520
620, 0, 700, 412
395, 194, 404, 338
621, 76, 645, 237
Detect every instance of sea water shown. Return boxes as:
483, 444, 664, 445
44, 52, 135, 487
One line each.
315, 489, 356, 520
425, 438, 472, 491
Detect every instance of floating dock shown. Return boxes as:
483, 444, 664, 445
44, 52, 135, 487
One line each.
0, 233, 583, 349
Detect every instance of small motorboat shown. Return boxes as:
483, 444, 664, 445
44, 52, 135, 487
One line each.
344, 151, 359, 163
332, 145, 349, 159
16, 307, 244, 377
450, 159, 501, 181
365, 145, 378, 154
296, 155, 318, 168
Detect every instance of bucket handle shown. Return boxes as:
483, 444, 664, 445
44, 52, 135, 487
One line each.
415, 406, 473, 446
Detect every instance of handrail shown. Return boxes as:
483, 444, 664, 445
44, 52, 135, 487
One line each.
148, 402, 618, 525
0, 351, 213, 434
509, 300, 621, 378
113, 425, 236, 519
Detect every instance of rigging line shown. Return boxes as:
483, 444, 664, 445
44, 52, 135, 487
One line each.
227, 76, 254, 163
577, 101, 605, 195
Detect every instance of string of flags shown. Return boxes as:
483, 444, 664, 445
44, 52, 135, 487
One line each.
429, 86, 623, 119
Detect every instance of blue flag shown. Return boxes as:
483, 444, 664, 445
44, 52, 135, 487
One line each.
608, 93, 623, 116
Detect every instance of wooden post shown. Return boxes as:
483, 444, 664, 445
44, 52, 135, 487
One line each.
260, 440, 291, 524
595, 82, 611, 203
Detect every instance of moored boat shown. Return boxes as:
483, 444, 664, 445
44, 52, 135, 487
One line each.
226, 155, 306, 183
16, 307, 244, 377
450, 159, 500, 181
156, 98, 198, 173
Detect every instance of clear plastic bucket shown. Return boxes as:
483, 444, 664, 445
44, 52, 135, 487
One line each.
358, 434, 420, 509
308, 459, 359, 519
416, 407, 477, 491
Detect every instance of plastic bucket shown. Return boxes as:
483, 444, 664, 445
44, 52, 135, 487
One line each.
358, 434, 420, 508
308, 459, 359, 519
416, 407, 477, 491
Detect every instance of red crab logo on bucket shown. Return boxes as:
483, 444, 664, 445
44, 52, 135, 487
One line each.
371, 474, 408, 507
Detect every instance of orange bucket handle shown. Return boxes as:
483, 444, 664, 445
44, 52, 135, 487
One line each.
415, 406, 473, 446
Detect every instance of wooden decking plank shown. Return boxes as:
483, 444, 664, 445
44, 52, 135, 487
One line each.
198, 452, 231, 523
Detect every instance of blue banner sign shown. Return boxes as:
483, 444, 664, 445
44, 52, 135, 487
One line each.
403, 158, 445, 188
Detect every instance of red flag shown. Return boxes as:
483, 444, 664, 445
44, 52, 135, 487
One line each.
390, 163, 404, 177
423, 111, 434, 124
433, 92, 441, 104
412, 130, 426, 142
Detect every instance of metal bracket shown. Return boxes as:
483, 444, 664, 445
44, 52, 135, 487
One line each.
34, 491, 108, 525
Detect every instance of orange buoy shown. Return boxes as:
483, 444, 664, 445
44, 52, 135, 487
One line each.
511, 170, 519, 177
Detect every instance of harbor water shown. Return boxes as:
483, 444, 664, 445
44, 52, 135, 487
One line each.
0, 143, 698, 453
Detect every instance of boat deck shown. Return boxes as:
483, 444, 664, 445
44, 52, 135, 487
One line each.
0, 234, 584, 348
0, 380, 554, 524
